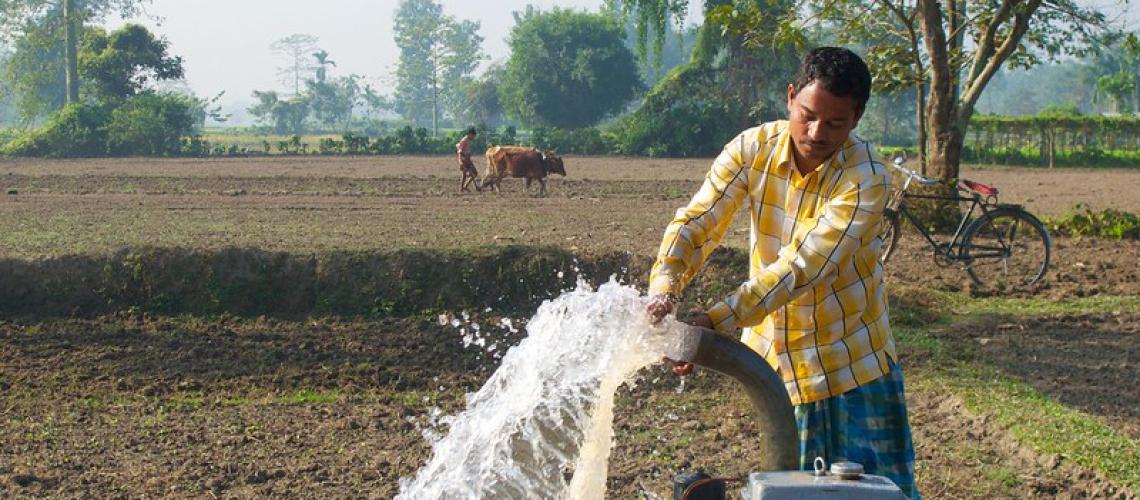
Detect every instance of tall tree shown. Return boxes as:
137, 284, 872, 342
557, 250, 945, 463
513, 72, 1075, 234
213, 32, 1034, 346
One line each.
63, 0, 77, 103
248, 89, 309, 134
312, 49, 335, 83
788, 0, 1108, 181
392, 0, 485, 135
3, 21, 181, 121
500, 8, 641, 128
455, 63, 505, 127
609, 0, 800, 156
305, 50, 357, 129
1089, 33, 1140, 114
307, 75, 360, 129
617, 0, 1111, 182
270, 33, 319, 96
0, 0, 151, 108
81, 24, 183, 102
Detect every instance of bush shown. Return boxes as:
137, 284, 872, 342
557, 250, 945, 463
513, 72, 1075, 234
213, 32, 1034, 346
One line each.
609, 64, 758, 157
531, 126, 614, 154
0, 128, 19, 149
1, 103, 110, 158
1048, 204, 1140, 240
106, 93, 197, 156
1, 93, 197, 158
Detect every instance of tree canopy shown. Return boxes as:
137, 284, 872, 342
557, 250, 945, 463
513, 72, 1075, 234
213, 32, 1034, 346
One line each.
500, 8, 641, 129
2, 20, 182, 122
270, 33, 319, 96
80, 23, 183, 102
392, 0, 485, 135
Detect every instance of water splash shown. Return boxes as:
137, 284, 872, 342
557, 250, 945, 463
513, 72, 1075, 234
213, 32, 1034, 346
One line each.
397, 279, 691, 499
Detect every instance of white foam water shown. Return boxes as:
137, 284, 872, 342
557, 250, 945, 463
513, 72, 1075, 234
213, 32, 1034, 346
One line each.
396, 279, 691, 499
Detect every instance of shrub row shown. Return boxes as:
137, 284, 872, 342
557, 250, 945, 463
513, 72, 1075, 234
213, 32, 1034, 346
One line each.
1047, 204, 1140, 240
1, 94, 197, 158
0, 245, 761, 319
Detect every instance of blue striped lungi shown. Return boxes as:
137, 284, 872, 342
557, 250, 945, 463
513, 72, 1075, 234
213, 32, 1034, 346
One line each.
795, 359, 920, 499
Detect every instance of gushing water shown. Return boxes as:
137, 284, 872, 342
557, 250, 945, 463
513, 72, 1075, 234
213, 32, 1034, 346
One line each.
396, 279, 693, 499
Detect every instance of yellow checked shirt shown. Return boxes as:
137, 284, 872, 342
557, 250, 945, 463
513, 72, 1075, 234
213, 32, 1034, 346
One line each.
649, 120, 896, 406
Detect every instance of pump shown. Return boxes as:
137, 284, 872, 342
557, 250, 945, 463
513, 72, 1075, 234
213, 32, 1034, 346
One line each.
665, 325, 908, 500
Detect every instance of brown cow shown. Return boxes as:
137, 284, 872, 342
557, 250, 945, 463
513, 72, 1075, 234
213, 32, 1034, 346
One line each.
482, 145, 567, 195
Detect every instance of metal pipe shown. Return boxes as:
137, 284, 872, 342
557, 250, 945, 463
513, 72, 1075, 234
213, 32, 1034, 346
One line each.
666, 324, 799, 471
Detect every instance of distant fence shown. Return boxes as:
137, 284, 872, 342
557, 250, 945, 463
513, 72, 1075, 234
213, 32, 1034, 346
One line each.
965, 115, 1140, 167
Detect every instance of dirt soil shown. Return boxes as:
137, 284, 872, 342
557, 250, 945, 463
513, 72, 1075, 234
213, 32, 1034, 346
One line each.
2, 155, 1138, 302
1, 155, 1137, 498
1, 311, 1135, 498
3, 156, 1138, 214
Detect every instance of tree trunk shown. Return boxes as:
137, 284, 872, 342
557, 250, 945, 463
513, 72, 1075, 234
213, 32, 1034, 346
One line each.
915, 82, 928, 174
63, 0, 80, 105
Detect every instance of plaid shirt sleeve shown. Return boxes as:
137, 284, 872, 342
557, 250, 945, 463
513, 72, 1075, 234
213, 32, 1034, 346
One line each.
648, 130, 760, 298
705, 167, 890, 334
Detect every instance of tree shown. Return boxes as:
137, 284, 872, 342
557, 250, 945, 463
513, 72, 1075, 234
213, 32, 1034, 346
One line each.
787, 0, 1108, 181
607, 0, 800, 155
312, 49, 335, 83
360, 83, 391, 121
392, 0, 485, 135
617, 0, 1112, 182
1090, 34, 1140, 114
500, 8, 641, 129
455, 63, 505, 127
0, 0, 152, 106
3, 21, 182, 122
270, 33, 319, 96
307, 74, 360, 129
248, 90, 309, 134
80, 23, 183, 103
2, 13, 67, 122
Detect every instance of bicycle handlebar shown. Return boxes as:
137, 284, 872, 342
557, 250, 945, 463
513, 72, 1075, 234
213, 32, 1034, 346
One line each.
890, 157, 939, 187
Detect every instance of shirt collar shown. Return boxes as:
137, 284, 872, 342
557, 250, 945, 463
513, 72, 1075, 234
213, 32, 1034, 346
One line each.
775, 125, 851, 177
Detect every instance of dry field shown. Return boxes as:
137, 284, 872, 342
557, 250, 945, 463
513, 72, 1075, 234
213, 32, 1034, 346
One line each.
2, 155, 1139, 259
1, 155, 1137, 498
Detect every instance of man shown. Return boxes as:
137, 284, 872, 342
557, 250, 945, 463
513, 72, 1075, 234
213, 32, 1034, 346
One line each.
456, 127, 480, 192
646, 47, 919, 498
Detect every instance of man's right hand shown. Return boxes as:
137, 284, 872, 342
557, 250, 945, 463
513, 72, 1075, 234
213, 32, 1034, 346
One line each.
646, 293, 675, 324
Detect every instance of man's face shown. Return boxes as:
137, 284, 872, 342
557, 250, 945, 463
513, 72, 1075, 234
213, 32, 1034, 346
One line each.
786, 82, 863, 168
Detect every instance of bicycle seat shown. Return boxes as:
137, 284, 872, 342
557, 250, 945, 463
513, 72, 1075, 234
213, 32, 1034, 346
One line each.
960, 179, 999, 197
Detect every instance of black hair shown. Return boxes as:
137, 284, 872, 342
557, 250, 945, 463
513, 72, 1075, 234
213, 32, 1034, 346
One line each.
465, 126, 477, 136
791, 47, 872, 109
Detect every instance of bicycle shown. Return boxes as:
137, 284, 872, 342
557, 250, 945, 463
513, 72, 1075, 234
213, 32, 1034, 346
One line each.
878, 157, 1052, 289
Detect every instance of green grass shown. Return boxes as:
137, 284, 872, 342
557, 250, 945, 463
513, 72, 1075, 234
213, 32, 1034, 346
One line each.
277, 390, 340, 405
892, 285, 1140, 317
952, 293, 1140, 317
911, 363, 1139, 490
168, 392, 206, 409
895, 290, 1140, 490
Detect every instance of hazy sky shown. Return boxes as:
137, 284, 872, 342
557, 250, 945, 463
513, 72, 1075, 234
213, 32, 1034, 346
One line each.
105, 0, 1132, 104
106, 0, 704, 102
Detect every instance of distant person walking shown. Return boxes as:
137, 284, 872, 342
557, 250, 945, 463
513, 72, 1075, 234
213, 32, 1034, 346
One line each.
456, 127, 480, 192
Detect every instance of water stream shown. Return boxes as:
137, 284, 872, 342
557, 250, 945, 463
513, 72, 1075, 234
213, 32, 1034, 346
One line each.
396, 279, 693, 499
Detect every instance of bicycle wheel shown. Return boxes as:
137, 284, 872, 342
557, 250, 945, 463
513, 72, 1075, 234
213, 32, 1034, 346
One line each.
878, 208, 901, 264
960, 207, 1051, 288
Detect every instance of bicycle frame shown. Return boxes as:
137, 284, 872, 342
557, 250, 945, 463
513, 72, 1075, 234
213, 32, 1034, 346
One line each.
893, 191, 996, 262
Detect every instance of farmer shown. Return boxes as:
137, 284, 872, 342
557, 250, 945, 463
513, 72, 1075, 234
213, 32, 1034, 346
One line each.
646, 47, 919, 498
456, 126, 480, 192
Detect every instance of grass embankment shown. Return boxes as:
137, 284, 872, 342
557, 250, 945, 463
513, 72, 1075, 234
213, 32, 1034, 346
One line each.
893, 287, 1140, 490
